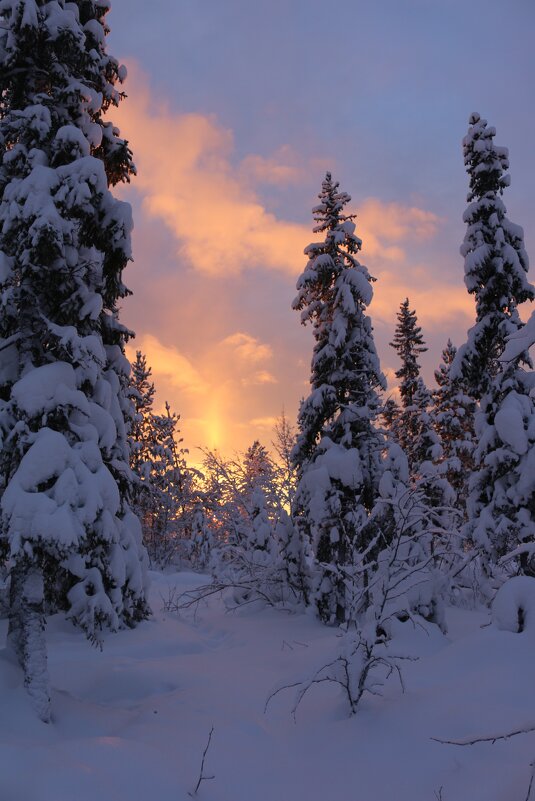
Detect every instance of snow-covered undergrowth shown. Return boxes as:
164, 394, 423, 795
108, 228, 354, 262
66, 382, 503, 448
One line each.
1, 571, 534, 801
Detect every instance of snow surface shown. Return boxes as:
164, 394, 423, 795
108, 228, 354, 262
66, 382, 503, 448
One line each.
1, 571, 534, 801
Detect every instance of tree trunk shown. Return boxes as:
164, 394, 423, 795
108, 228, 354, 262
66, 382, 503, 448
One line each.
8, 562, 51, 723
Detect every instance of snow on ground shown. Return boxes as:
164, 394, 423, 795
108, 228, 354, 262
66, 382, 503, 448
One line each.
1, 570, 534, 801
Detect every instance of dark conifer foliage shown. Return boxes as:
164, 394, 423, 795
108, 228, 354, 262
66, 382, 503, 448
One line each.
390, 299, 427, 408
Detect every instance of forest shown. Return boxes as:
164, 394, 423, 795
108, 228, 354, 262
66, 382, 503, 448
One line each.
0, 3, 534, 801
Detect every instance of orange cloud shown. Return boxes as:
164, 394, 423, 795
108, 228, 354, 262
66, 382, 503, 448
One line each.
114, 66, 307, 276
371, 267, 474, 327
358, 199, 441, 263
114, 64, 444, 279
241, 371, 278, 387
126, 329, 280, 460
114, 65, 471, 463
126, 334, 206, 396
220, 332, 273, 363
249, 416, 279, 430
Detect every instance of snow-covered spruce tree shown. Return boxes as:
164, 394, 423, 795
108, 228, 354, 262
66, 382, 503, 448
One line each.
454, 113, 535, 578
201, 440, 282, 555
291, 172, 386, 625
274, 508, 311, 606
409, 378, 456, 538
128, 353, 198, 565
268, 445, 448, 718
214, 485, 277, 608
390, 298, 427, 408
388, 299, 432, 472
381, 396, 400, 442
271, 410, 298, 511
431, 340, 476, 518
388, 304, 456, 552
127, 350, 159, 548
409, 379, 442, 474
128, 350, 156, 482
454, 113, 534, 399
143, 402, 184, 563
188, 505, 213, 571
0, 1, 149, 721
247, 488, 276, 565
242, 439, 279, 517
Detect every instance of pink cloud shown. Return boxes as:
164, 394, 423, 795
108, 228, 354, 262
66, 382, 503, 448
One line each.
114, 64, 444, 279
113, 65, 470, 462
220, 332, 273, 363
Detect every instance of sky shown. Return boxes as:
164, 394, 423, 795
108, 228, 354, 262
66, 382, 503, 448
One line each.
107, 0, 535, 465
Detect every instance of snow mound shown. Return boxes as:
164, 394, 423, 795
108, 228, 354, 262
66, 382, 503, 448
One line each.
491, 576, 535, 633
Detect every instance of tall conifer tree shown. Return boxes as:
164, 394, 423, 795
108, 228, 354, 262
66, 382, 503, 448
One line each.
389, 300, 440, 474
454, 113, 534, 398
0, 0, 149, 720
390, 299, 427, 408
291, 172, 386, 624
454, 113, 535, 577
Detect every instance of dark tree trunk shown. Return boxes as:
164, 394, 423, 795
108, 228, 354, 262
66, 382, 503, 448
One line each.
8, 562, 51, 723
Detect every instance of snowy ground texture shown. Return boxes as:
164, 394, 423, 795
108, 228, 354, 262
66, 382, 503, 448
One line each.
1, 570, 534, 801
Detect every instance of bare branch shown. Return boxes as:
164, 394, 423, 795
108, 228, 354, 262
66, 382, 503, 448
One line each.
432, 723, 535, 746
188, 726, 215, 797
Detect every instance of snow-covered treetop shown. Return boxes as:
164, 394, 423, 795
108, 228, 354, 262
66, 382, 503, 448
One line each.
310, 171, 358, 238
462, 112, 510, 202
0, 0, 134, 188
453, 113, 534, 394
389, 298, 427, 408
461, 112, 531, 310
294, 172, 369, 319
292, 172, 385, 469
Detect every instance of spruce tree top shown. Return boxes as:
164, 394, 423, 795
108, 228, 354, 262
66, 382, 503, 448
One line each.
0, 0, 134, 189
389, 298, 427, 408
292, 172, 385, 469
454, 112, 534, 394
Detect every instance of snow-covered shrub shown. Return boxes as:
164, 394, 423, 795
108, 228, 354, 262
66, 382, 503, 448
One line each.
491, 576, 535, 634
268, 491, 448, 717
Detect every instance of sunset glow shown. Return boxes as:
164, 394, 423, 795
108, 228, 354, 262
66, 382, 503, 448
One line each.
110, 2, 535, 462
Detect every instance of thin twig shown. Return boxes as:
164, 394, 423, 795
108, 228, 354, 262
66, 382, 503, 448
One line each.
525, 761, 535, 801
188, 726, 215, 797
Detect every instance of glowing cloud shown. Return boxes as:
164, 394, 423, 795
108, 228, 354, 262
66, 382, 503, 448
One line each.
126, 334, 206, 396
249, 416, 279, 429
371, 267, 474, 327
220, 332, 273, 364
114, 65, 472, 460
114, 65, 307, 276
358, 199, 441, 263
241, 371, 278, 387
114, 64, 445, 281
